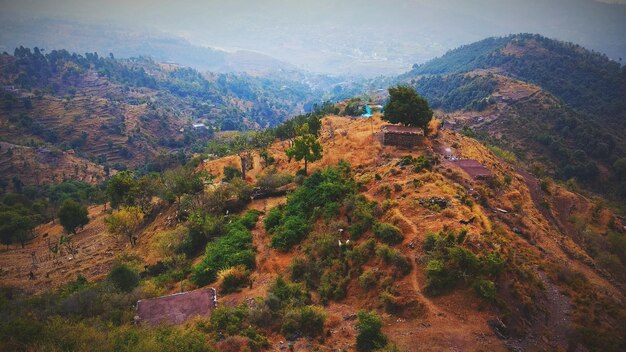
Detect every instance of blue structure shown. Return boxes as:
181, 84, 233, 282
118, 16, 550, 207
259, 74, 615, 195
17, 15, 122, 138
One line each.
360, 104, 384, 118
361, 105, 373, 118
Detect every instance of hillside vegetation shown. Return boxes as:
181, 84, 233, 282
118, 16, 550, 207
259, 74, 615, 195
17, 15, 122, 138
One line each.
0, 47, 324, 176
399, 34, 626, 204
1, 114, 624, 351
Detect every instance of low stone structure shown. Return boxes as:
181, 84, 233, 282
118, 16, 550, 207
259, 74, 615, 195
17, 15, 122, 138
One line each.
452, 159, 493, 179
136, 287, 217, 325
381, 125, 424, 147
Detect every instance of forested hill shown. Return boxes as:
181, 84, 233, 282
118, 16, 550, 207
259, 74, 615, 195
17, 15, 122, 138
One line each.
397, 34, 626, 203
3, 47, 320, 129
0, 47, 328, 174
404, 34, 626, 127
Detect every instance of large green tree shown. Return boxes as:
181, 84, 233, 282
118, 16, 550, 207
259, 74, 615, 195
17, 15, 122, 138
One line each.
161, 166, 205, 203
0, 211, 36, 248
58, 199, 89, 236
106, 171, 138, 209
285, 124, 323, 175
383, 85, 433, 134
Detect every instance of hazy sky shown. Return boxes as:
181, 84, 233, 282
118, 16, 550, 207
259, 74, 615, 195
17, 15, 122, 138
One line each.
1, 0, 625, 75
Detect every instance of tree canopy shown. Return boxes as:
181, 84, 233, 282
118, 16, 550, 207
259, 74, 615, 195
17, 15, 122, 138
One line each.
0, 210, 35, 248
106, 171, 138, 209
285, 124, 323, 175
58, 199, 89, 236
105, 206, 144, 246
383, 85, 433, 133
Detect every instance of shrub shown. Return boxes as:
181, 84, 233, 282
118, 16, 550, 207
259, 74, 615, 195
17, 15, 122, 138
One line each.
281, 306, 326, 338
373, 223, 404, 245
270, 216, 309, 251
240, 209, 261, 230
210, 305, 248, 335
322, 201, 340, 221
482, 252, 506, 276
348, 239, 377, 267
379, 290, 402, 314
356, 310, 387, 351
345, 195, 377, 239
256, 168, 292, 192
223, 166, 242, 181
264, 207, 283, 231
180, 213, 224, 255
425, 259, 455, 295
377, 245, 412, 276
218, 265, 250, 294
423, 233, 438, 252
268, 276, 308, 309
107, 264, 140, 293
359, 270, 377, 290
319, 269, 349, 303
192, 222, 255, 286
473, 279, 497, 301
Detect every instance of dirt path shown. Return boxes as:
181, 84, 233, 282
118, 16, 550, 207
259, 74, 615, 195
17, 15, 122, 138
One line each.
390, 208, 443, 317
220, 197, 289, 302
515, 167, 560, 230
506, 269, 571, 352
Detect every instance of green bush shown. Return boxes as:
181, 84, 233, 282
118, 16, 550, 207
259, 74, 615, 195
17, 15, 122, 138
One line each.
319, 269, 349, 304
422, 229, 505, 297
345, 195, 377, 240
281, 306, 326, 338
347, 239, 378, 267
425, 259, 455, 295
359, 270, 377, 289
473, 279, 497, 301
377, 245, 412, 277
210, 305, 248, 335
268, 276, 308, 309
356, 310, 387, 351
107, 264, 140, 293
270, 216, 309, 251
179, 212, 224, 256
192, 221, 255, 286
219, 266, 250, 294
240, 209, 261, 230
269, 164, 357, 249
223, 165, 242, 181
373, 223, 404, 245
264, 207, 283, 231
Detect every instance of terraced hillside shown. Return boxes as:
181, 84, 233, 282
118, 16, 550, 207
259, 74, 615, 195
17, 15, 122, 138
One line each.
2, 115, 623, 351
398, 34, 626, 204
0, 48, 322, 184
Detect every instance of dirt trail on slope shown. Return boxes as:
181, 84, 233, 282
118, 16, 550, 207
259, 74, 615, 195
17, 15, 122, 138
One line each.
506, 269, 572, 352
389, 208, 442, 317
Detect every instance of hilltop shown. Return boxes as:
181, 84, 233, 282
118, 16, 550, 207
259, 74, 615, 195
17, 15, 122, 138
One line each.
2, 114, 624, 351
398, 34, 626, 205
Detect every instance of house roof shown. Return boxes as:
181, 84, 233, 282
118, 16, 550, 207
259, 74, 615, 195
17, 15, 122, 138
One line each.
382, 125, 424, 135
136, 287, 217, 325
452, 159, 493, 178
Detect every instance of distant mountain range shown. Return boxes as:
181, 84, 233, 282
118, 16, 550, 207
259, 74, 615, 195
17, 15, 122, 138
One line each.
0, 18, 298, 76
